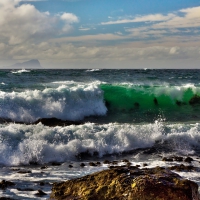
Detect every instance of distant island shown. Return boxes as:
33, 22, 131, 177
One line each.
8, 59, 41, 69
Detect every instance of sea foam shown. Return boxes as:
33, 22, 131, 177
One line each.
0, 82, 107, 122
0, 121, 200, 166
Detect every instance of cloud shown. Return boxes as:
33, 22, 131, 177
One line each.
60, 13, 79, 23
0, 0, 78, 45
101, 13, 175, 25
102, 6, 200, 31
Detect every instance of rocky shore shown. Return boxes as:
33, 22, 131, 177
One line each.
50, 164, 200, 200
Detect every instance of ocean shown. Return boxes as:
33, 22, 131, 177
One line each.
1, 69, 200, 199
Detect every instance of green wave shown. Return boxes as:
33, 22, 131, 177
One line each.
100, 84, 200, 122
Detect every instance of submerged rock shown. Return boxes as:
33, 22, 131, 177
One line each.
189, 95, 200, 105
50, 166, 199, 200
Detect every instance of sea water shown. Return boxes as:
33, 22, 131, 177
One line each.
1, 69, 200, 199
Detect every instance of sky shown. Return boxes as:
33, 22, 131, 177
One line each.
0, 0, 200, 68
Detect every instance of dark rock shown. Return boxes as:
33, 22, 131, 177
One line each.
173, 156, 183, 162
41, 166, 48, 169
68, 165, 73, 168
103, 160, 110, 164
143, 163, 148, 167
154, 97, 158, 105
50, 166, 200, 200
184, 157, 194, 163
134, 102, 140, 108
17, 170, 32, 174
111, 160, 118, 165
33, 117, 83, 127
168, 164, 195, 172
0, 197, 15, 200
162, 157, 173, 162
51, 162, 61, 166
35, 189, 47, 196
39, 182, 45, 186
0, 180, 15, 190
189, 95, 200, 105
122, 159, 129, 163
80, 163, 85, 167
96, 161, 101, 165
89, 162, 97, 167
29, 161, 39, 165
17, 188, 35, 191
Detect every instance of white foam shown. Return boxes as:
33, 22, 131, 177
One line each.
11, 69, 31, 74
0, 121, 200, 166
0, 82, 107, 122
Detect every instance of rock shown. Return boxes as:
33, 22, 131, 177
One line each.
33, 117, 83, 127
162, 157, 173, 162
173, 156, 184, 162
143, 163, 148, 167
41, 166, 48, 169
189, 95, 200, 105
89, 162, 97, 167
0, 180, 15, 190
103, 160, 110, 164
17, 170, 32, 174
51, 162, 62, 166
35, 189, 47, 196
80, 163, 85, 167
168, 164, 195, 172
68, 165, 73, 168
50, 166, 200, 200
122, 159, 129, 163
184, 157, 194, 163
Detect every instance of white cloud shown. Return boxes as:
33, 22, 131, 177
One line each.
101, 13, 175, 25
61, 13, 79, 23
0, 0, 78, 45
102, 6, 200, 31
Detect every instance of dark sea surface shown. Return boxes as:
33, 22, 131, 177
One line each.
1, 69, 200, 199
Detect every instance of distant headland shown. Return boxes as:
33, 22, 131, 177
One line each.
8, 59, 41, 69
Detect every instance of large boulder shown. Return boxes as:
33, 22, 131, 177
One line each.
50, 166, 199, 200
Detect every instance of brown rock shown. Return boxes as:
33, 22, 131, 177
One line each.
50, 166, 200, 200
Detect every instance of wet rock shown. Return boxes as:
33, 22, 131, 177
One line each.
189, 95, 200, 105
162, 157, 173, 162
184, 157, 194, 163
17, 170, 32, 174
0, 180, 15, 190
96, 161, 101, 165
111, 160, 118, 165
0, 197, 15, 200
33, 117, 83, 127
17, 188, 35, 191
50, 166, 200, 200
168, 164, 195, 172
41, 166, 48, 169
68, 165, 73, 168
122, 159, 129, 163
35, 189, 47, 196
173, 156, 183, 162
143, 163, 148, 167
51, 162, 62, 166
89, 162, 97, 167
80, 163, 85, 167
103, 160, 110, 164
